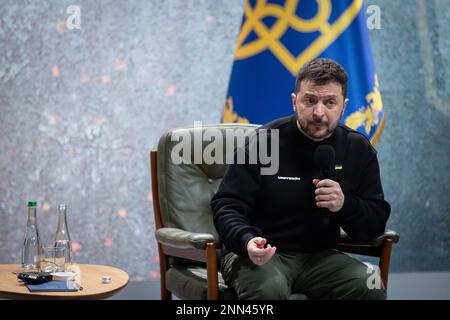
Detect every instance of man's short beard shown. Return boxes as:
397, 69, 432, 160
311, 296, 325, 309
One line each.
298, 118, 338, 141
305, 122, 333, 137
296, 110, 344, 141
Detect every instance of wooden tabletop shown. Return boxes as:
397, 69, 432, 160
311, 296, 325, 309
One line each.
0, 264, 129, 300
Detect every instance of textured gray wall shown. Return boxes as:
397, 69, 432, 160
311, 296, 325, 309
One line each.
0, 0, 243, 281
366, 0, 450, 270
0, 0, 449, 282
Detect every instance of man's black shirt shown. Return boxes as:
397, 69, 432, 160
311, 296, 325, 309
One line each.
211, 115, 391, 256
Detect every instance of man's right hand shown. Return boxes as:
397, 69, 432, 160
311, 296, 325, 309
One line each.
246, 237, 276, 266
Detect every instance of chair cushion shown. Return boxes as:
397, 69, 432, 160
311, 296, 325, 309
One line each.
166, 265, 310, 300
166, 265, 237, 300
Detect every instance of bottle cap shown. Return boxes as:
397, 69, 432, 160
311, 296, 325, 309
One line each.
27, 201, 37, 207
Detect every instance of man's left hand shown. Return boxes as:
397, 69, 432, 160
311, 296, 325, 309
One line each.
312, 179, 344, 212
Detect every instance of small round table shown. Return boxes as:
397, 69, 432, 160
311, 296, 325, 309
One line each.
0, 264, 129, 299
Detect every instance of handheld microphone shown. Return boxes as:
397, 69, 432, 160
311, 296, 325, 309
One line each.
313, 144, 336, 224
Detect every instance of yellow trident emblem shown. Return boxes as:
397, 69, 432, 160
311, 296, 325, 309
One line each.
235, 0, 363, 76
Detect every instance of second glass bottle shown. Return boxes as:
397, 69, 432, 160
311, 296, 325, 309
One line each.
54, 203, 73, 266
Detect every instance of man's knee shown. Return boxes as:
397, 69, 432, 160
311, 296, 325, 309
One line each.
222, 253, 290, 300
345, 261, 386, 300
362, 266, 387, 300
365, 286, 387, 300
345, 275, 386, 300
238, 274, 289, 300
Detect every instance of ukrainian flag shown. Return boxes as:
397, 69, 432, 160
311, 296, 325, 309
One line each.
222, 0, 384, 144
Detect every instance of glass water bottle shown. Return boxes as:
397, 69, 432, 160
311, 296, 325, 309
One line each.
21, 201, 41, 269
54, 204, 73, 265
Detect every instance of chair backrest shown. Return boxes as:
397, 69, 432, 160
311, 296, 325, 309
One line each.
156, 123, 260, 240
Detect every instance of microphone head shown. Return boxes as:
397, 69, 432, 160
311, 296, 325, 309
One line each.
314, 144, 336, 170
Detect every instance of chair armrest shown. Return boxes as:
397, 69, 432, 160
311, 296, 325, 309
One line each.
156, 227, 215, 250
339, 229, 400, 248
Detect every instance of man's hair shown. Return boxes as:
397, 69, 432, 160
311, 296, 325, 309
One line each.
294, 58, 348, 98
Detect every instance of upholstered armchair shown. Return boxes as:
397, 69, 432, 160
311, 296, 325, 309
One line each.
150, 124, 399, 300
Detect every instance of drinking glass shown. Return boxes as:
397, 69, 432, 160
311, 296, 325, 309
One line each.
39, 246, 65, 273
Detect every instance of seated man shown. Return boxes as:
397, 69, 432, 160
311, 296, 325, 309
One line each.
211, 58, 390, 300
